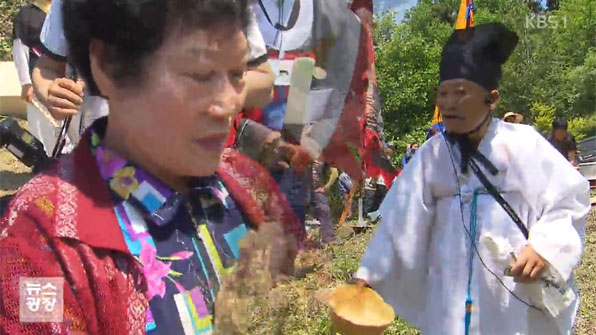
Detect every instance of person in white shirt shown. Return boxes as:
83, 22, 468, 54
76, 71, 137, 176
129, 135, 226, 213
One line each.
31, 0, 274, 146
12, 0, 58, 155
354, 23, 590, 335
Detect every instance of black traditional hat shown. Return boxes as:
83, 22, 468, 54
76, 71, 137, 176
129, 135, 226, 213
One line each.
439, 22, 519, 91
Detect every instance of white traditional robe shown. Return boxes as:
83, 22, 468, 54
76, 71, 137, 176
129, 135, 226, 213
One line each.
356, 119, 590, 335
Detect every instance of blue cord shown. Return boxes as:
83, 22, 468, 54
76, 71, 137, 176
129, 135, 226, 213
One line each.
465, 192, 479, 335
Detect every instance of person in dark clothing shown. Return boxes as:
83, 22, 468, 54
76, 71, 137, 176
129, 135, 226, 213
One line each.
364, 147, 396, 222
338, 171, 353, 202
12, 0, 49, 75
402, 143, 419, 169
549, 118, 578, 166
307, 160, 338, 245
12, 0, 57, 154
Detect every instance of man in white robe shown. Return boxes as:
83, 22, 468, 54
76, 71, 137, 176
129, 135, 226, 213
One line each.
355, 23, 590, 335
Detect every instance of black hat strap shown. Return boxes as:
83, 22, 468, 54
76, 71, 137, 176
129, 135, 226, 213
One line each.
463, 109, 492, 136
445, 110, 492, 173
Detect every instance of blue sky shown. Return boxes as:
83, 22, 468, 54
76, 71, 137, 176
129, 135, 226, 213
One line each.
374, 0, 418, 22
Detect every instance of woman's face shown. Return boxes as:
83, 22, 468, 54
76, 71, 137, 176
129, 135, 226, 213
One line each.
106, 25, 248, 179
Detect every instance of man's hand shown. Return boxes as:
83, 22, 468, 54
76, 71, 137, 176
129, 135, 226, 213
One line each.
315, 187, 326, 193
288, 144, 315, 173
568, 150, 579, 167
260, 134, 289, 172
21, 84, 35, 103
266, 141, 315, 173
46, 78, 85, 120
509, 245, 546, 283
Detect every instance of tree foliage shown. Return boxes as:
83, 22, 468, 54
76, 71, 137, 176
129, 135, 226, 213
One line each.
0, 0, 27, 61
374, 0, 596, 153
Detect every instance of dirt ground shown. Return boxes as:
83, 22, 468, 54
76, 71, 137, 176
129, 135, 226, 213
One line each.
0, 119, 32, 196
0, 148, 32, 198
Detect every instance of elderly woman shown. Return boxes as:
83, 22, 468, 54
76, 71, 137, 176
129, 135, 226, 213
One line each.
0, 0, 303, 334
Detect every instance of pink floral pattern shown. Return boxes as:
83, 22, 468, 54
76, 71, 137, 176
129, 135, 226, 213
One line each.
137, 241, 195, 299
138, 241, 172, 299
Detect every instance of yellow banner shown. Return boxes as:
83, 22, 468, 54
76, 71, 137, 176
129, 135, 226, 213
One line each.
455, 0, 475, 30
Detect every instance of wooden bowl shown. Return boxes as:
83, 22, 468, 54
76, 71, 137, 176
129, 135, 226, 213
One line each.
328, 284, 394, 335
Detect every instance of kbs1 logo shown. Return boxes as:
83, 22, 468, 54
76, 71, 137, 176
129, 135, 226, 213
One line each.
525, 14, 568, 29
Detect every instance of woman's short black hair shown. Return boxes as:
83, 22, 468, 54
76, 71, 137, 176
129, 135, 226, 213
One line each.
62, 0, 249, 95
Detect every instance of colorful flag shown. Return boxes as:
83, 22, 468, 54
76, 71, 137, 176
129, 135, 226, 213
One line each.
427, 105, 446, 139
322, 0, 397, 184
455, 0, 476, 30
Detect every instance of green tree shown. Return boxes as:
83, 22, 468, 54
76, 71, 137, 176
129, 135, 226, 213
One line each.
0, 0, 28, 61
374, 1, 454, 158
374, 0, 595, 146
532, 101, 556, 134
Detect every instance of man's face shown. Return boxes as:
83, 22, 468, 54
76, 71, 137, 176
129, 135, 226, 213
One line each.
437, 79, 494, 134
110, 26, 248, 177
411, 144, 419, 152
553, 128, 567, 141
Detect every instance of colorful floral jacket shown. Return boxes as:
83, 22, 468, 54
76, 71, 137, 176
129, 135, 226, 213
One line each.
0, 131, 303, 335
